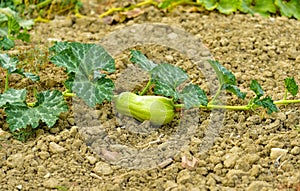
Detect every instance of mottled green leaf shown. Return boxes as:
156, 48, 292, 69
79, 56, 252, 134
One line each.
250, 80, 264, 98
0, 36, 14, 50
197, 0, 218, 10
252, 0, 277, 16
0, 88, 26, 107
8, 16, 20, 34
179, 84, 208, 109
130, 50, 157, 72
5, 90, 68, 132
254, 96, 278, 114
208, 60, 236, 86
0, 54, 39, 81
222, 84, 246, 99
217, 0, 240, 14
50, 42, 116, 105
153, 81, 179, 100
72, 75, 115, 107
284, 77, 298, 96
276, 0, 300, 20
16, 32, 30, 42
151, 63, 188, 99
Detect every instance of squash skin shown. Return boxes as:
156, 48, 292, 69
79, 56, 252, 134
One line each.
113, 92, 175, 125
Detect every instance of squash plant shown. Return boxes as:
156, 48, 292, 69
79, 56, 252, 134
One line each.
0, 42, 299, 134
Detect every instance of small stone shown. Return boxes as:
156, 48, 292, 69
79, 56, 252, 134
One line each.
37, 165, 49, 177
0, 129, 12, 140
49, 127, 60, 134
43, 178, 59, 189
223, 153, 239, 168
270, 148, 288, 160
93, 162, 113, 176
39, 151, 50, 160
49, 142, 67, 153
176, 169, 191, 184
6, 153, 23, 168
249, 165, 261, 177
291, 146, 300, 155
72, 139, 83, 149
70, 126, 78, 137
164, 180, 178, 190
86, 156, 98, 165
165, 55, 174, 62
246, 181, 271, 191
16, 185, 22, 190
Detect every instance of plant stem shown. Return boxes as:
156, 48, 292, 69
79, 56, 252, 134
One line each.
4, 71, 9, 92
274, 99, 300, 105
174, 98, 300, 111
140, 79, 152, 96
208, 86, 222, 105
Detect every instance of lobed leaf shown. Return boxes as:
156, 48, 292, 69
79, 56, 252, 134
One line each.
250, 80, 264, 98
284, 77, 298, 96
130, 50, 157, 72
72, 75, 115, 107
254, 96, 278, 114
153, 81, 179, 100
5, 90, 68, 132
217, 0, 240, 14
222, 84, 246, 99
50, 42, 116, 105
275, 0, 300, 20
0, 36, 14, 50
208, 60, 245, 99
0, 88, 27, 108
197, 0, 218, 10
0, 54, 39, 81
151, 63, 188, 99
179, 84, 208, 109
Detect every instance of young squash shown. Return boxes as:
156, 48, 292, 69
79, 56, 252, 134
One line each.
113, 92, 175, 126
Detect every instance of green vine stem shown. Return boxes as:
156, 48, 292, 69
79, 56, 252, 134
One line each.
4, 71, 9, 92
174, 98, 300, 111
139, 78, 152, 96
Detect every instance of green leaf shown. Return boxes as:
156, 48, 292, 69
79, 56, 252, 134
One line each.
275, 0, 300, 20
252, 0, 277, 16
130, 50, 157, 72
151, 63, 188, 99
153, 81, 180, 100
158, 0, 177, 9
0, 53, 19, 72
222, 84, 246, 99
7, 15, 20, 34
16, 32, 30, 42
208, 60, 245, 98
250, 80, 264, 98
254, 96, 278, 114
0, 88, 26, 108
72, 76, 115, 107
284, 77, 298, 96
5, 90, 68, 132
50, 42, 116, 106
179, 84, 208, 109
50, 42, 115, 74
0, 54, 39, 81
0, 36, 14, 50
197, 0, 218, 10
217, 0, 240, 14
238, 0, 255, 14
208, 60, 236, 86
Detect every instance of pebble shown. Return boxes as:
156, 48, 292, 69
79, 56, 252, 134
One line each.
223, 153, 239, 168
43, 178, 59, 189
93, 162, 113, 175
270, 148, 288, 160
0, 129, 11, 140
49, 142, 67, 153
86, 156, 98, 165
6, 153, 23, 168
246, 181, 271, 191
290, 146, 300, 155
176, 169, 192, 184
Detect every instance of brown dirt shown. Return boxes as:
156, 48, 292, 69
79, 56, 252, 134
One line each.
1, 1, 300, 191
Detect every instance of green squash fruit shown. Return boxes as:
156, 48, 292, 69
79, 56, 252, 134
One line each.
113, 92, 175, 126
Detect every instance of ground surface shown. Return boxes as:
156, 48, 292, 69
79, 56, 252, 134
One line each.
1, 1, 300, 190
